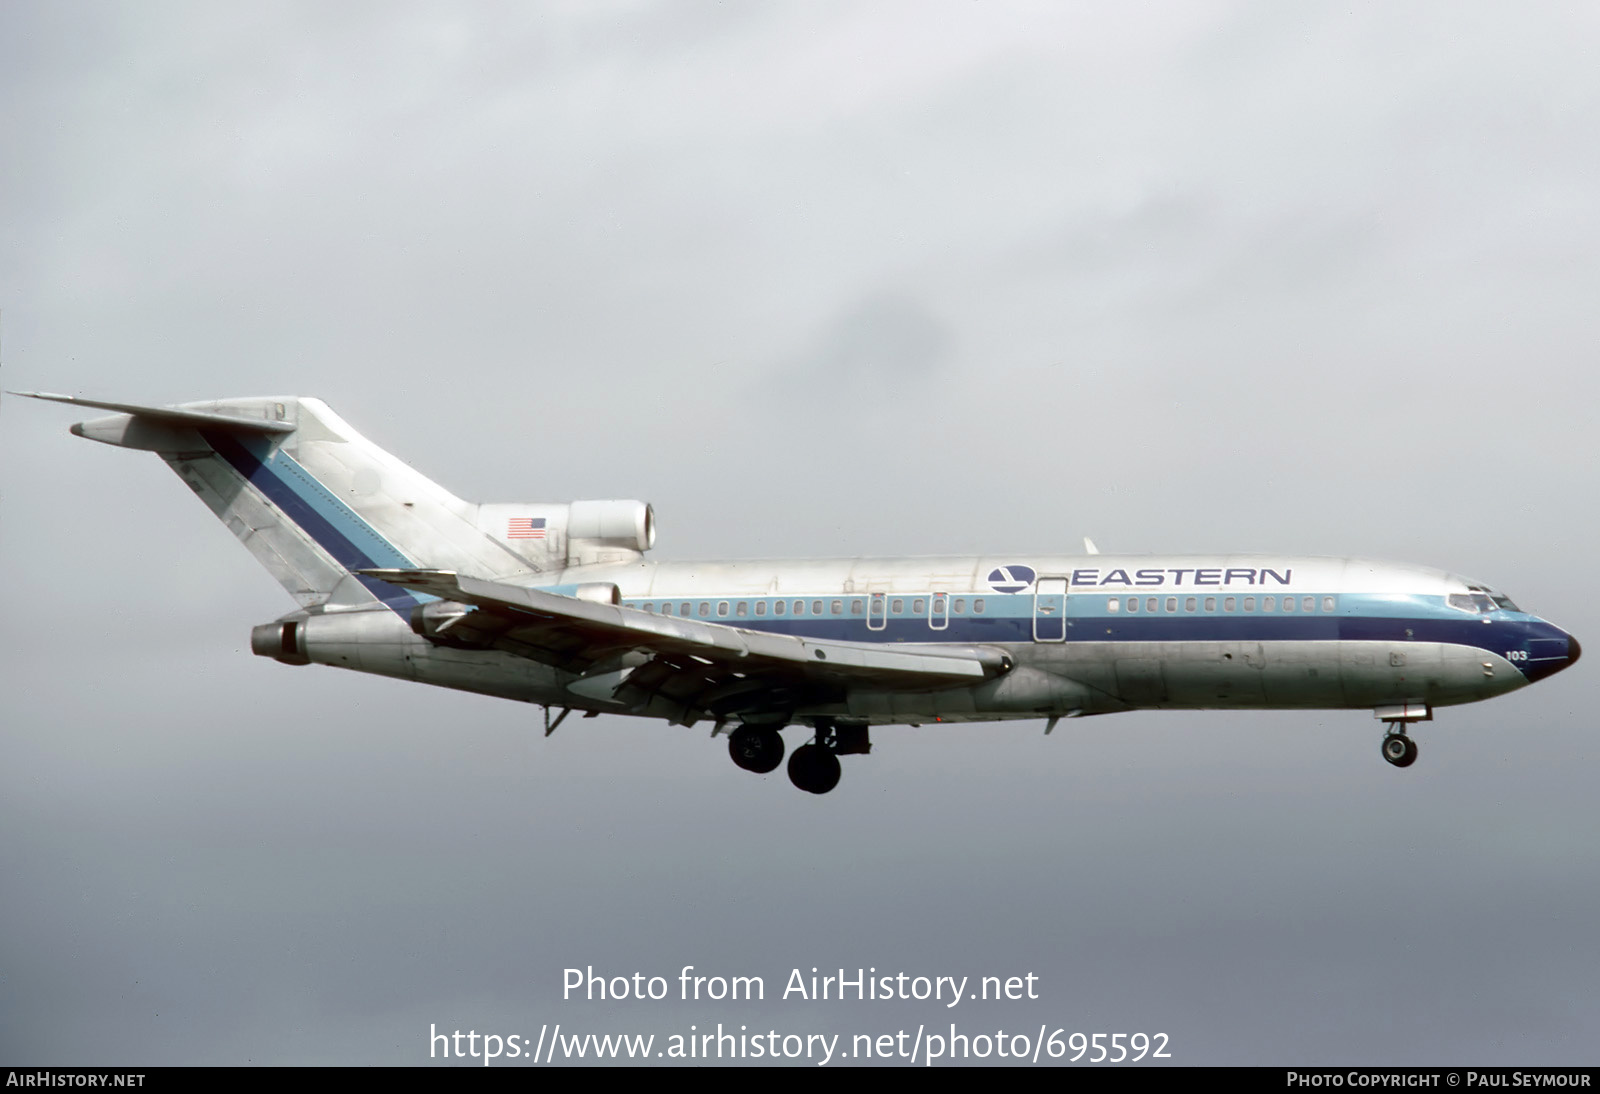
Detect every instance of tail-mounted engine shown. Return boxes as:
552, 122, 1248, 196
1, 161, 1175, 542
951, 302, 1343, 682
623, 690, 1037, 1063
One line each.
250, 619, 310, 665
569, 500, 654, 556
477, 499, 655, 568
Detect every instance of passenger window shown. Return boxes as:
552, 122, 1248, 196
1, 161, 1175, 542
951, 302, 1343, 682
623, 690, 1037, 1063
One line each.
974, 599, 985, 613
832, 600, 843, 615
1128, 598, 1140, 612
755, 602, 766, 616
1263, 596, 1275, 612
1302, 597, 1314, 612
699, 602, 709, 617
1185, 597, 1197, 612
793, 601, 803, 615
1146, 598, 1158, 613
851, 600, 863, 615
813, 601, 823, 615
1283, 597, 1296, 612
717, 602, 729, 617
1322, 596, 1335, 612
891, 599, 903, 614
1165, 597, 1177, 612
913, 598, 925, 613
681, 603, 692, 616
1244, 597, 1255, 611
775, 600, 786, 616
1224, 597, 1236, 612
953, 598, 966, 613
736, 602, 748, 617
1108, 598, 1120, 612
1204, 597, 1216, 612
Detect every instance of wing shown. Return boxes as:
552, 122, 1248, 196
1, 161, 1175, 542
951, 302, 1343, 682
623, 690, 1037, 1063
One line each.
359, 568, 1010, 724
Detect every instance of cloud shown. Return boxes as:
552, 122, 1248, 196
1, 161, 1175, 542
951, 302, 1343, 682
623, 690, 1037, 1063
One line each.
765, 294, 954, 398
4, 0, 1598, 1066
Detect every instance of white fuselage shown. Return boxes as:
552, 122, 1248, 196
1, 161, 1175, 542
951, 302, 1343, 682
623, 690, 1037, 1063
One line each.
297, 552, 1563, 727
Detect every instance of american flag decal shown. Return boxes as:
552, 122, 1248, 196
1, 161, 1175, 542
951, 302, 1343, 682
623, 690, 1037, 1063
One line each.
507, 517, 547, 540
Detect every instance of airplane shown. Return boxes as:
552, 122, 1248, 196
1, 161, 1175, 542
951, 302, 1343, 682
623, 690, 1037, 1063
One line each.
17, 391, 1581, 794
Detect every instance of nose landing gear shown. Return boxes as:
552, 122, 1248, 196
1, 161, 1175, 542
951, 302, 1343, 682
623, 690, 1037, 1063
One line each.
1381, 732, 1418, 768
1374, 703, 1428, 770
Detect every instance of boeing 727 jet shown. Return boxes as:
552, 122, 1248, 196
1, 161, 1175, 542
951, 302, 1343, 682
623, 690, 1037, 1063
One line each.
19, 392, 1581, 794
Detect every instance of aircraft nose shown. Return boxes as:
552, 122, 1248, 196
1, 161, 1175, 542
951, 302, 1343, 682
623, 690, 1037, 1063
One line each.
1541, 628, 1581, 679
1515, 624, 1581, 683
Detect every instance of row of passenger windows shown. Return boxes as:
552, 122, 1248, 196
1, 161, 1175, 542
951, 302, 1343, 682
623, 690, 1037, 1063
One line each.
627, 597, 989, 618
623, 595, 1339, 617
1108, 595, 1337, 614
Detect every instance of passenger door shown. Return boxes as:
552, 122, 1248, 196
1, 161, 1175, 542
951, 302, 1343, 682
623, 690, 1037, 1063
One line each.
1033, 577, 1068, 642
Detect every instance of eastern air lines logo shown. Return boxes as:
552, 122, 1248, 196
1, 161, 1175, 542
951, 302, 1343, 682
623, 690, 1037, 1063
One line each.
986, 565, 1036, 594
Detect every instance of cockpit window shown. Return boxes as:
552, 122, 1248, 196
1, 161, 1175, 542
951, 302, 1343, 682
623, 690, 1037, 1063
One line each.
1448, 586, 1521, 614
1471, 583, 1521, 612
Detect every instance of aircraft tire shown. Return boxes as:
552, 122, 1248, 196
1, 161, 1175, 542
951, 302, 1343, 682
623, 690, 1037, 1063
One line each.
1381, 734, 1418, 768
728, 726, 784, 774
787, 744, 842, 795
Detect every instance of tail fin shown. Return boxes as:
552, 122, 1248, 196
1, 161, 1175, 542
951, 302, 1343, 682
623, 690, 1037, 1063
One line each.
20, 393, 540, 611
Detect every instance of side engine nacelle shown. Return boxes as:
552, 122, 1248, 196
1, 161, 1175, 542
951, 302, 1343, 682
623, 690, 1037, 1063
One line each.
568, 500, 655, 560
476, 499, 655, 569
250, 619, 311, 665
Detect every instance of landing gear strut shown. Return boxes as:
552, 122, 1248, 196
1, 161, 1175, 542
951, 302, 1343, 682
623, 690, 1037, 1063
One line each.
785, 720, 869, 795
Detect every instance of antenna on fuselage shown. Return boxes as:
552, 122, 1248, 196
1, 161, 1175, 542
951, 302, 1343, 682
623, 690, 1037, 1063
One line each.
1083, 537, 1100, 555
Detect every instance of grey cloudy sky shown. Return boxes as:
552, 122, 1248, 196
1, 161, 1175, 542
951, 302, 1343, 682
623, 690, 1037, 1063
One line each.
2, 0, 1597, 1065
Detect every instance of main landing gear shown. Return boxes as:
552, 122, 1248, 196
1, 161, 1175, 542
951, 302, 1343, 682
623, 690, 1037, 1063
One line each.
728, 725, 784, 774
786, 743, 841, 795
726, 720, 869, 794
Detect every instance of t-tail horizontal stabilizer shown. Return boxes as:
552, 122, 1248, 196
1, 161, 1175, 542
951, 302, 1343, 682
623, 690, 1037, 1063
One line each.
19, 392, 537, 612
11, 391, 296, 436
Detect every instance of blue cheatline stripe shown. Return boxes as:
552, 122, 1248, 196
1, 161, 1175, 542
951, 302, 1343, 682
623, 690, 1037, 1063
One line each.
201, 430, 425, 615
623, 598, 1567, 678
